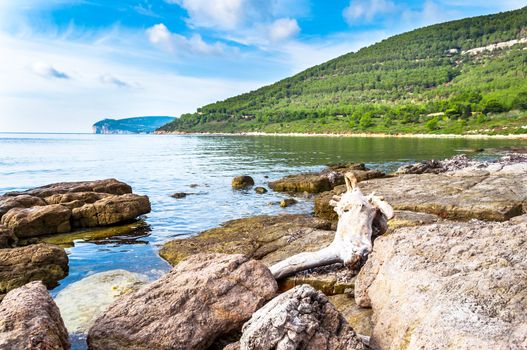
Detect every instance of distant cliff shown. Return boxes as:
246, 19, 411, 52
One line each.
92, 116, 175, 134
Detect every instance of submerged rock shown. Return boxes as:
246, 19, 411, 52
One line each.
254, 187, 268, 194
55, 270, 148, 335
0, 281, 70, 350
88, 254, 277, 350
170, 192, 188, 198
233, 284, 365, 350
232, 176, 255, 189
279, 198, 297, 208
315, 163, 527, 221
355, 219, 527, 349
0, 243, 68, 299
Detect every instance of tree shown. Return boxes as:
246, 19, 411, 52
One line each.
426, 116, 440, 131
359, 113, 374, 129
483, 99, 506, 114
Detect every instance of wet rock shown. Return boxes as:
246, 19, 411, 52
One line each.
279, 198, 297, 208
232, 176, 255, 189
170, 192, 188, 198
327, 294, 372, 337
55, 270, 148, 335
315, 163, 527, 221
0, 243, 68, 299
1, 204, 71, 238
159, 214, 333, 267
4, 178, 132, 198
0, 194, 46, 219
88, 254, 277, 350
269, 163, 383, 194
236, 284, 365, 350
0, 224, 17, 248
355, 219, 527, 349
254, 187, 268, 194
0, 281, 70, 350
71, 194, 151, 228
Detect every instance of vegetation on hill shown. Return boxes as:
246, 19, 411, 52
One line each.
159, 7, 527, 135
93, 116, 175, 134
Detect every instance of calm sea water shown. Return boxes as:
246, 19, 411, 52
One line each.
1, 133, 525, 294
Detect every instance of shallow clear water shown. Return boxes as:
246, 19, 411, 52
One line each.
1, 133, 525, 343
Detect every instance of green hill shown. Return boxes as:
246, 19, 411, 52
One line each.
93, 116, 175, 134
159, 7, 527, 135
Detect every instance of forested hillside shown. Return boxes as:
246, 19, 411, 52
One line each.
159, 7, 527, 135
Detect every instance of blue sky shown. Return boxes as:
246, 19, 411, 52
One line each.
0, 0, 525, 132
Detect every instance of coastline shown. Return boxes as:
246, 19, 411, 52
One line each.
155, 130, 527, 140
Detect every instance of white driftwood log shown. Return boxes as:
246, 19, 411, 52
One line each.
270, 173, 394, 279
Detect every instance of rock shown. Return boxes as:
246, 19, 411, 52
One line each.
1, 204, 72, 238
88, 254, 277, 350
254, 187, 268, 194
4, 178, 132, 198
0, 224, 17, 248
232, 176, 255, 189
354, 219, 527, 349
0, 281, 70, 350
71, 194, 151, 228
0, 243, 69, 299
269, 163, 383, 194
327, 294, 372, 337
159, 215, 333, 267
44, 191, 108, 206
315, 163, 527, 221
0, 194, 46, 219
55, 270, 148, 335
278, 264, 356, 296
279, 198, 297, 208
236, 284, 365, 350
170, 192, 188, 198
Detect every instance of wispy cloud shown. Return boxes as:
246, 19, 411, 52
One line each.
146, 23, 229, 55
100, 74, 132, 88
343, 0, 397, 24
30, 62, 70, 79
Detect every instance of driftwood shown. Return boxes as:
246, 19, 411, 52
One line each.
270, 173, 394, 279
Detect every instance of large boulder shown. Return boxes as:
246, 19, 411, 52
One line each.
0, 281, 70, 350
269, 163, 383, 194
4, 178, 132, 198
0, 243, 68, 299
1, 204, 71, 238
233, 284, 365, 350
0, 224, 17, 248
354, 219, 527, 349
315, 163, 527, 221
71, 194, 151, 228
0, 194, 46, 219
87, 254, 277, 350
55, 270, 148, 335
232, 176, 255, 189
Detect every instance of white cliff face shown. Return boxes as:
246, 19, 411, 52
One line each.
55, 269, 149, 335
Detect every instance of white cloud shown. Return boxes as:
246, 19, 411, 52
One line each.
100, 74, 132, 88
30, 62, 70, 79
343, 0, 397, 23
268, 18, 300, 41
146, 23, 227, 55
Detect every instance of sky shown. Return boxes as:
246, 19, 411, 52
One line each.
0, 0, 525, 132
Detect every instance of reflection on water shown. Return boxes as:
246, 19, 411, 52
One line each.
1, 133, 526, 298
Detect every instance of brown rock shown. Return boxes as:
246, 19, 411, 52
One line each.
159, 214, 333, 267
237, 284, 365, 350
0, 224, 17, 248
0, 194, 46, 219
0, 281, 70, 350
87, 253, 277, 350
354, 219, 527, 349
279, 198, 297, 208
254, 187, 268, 194
1, 204, 71, 238
44, 191, 108, 205
327, 294, 372, 337
0, 243, 69, 299
71, 194, 151, 228
232, 176, 255, 189
4, 178, 132, 198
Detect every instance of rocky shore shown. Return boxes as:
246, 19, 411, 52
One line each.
1, 155, 526, 349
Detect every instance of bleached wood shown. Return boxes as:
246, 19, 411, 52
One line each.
270, 172, 393, 279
